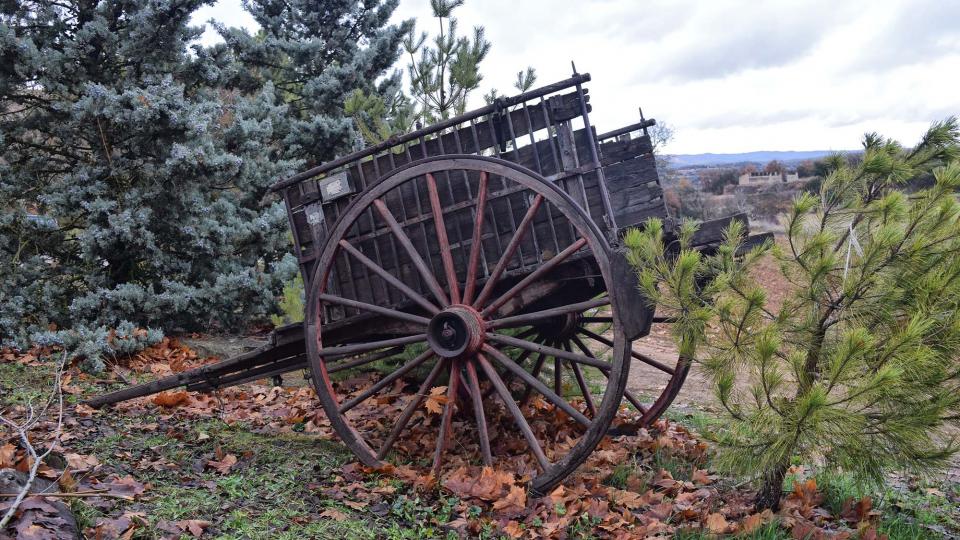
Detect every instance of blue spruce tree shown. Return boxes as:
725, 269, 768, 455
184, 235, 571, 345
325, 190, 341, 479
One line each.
0, 0, 409, 370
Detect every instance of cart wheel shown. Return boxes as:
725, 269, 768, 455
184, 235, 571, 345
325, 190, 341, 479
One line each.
521, 311, 691, 427
305, 155, 630, 493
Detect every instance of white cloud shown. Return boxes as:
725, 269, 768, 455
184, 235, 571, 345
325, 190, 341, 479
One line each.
193, 0, 960, 153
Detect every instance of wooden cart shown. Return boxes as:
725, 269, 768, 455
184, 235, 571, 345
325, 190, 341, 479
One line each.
89, 70, 759, 492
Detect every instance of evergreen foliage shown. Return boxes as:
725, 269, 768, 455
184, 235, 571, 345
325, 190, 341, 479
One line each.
625, 118, 960, 509
344, 83, 415, 146
403, 0, 490, 122
1, 0, 407, 370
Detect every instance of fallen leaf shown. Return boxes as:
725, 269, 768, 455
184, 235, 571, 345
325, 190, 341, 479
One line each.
58, 469, 77, 493
742, 513, 764, 533
319, 508, 349, 520
502, 520, 524, 538
177, 519, 211, 538
206, 453, 238, 474
0, 443, 17, 468
691, 468, 712, 485
492, 484, 526, 513
102, 475, 149, 499
706, 512, 729, 534
92, 515, 135, 540
424, 386, 448, 414
75, 403, 97, 416
65, 452, 100, 471
607, 488, 645, 510
153, 391, 190, 408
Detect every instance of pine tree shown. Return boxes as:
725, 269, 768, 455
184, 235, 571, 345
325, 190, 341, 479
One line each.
625, 118, 960, 509
0, 0, 407, 370
212, 0, 412, 159
403, 0, 489, 123
344, 79, 416, 146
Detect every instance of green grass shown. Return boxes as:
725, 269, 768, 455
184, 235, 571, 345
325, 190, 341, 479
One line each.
664, 408, 724, 438
813, 469, 959, 539
54, 406, 495, 539
65, 413, 388, 538
603, 461, 635, 490
0, 360, 54, 406
674, 521, 790, 539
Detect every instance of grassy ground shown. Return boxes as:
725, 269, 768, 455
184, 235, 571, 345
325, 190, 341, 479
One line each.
0, 360, 539, 539
665, 408, 958, 539
3, 356, 959, 539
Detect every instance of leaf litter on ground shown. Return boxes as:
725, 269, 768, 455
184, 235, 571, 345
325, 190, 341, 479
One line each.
0, 341, 894, 539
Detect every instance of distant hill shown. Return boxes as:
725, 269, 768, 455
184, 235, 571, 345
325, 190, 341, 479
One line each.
669, 150, 850, 169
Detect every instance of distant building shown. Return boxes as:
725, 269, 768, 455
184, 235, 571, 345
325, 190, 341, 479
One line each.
738, 171, 798, 185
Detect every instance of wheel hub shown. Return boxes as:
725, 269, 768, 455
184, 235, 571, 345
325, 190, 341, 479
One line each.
427, 305, 485, 358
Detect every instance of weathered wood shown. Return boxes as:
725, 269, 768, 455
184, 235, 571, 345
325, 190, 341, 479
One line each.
284, 91, 587, 212
300, 120, 665, 324
599, 134, 654, 166
273, 74, 593, 192
84, 337, 306, 408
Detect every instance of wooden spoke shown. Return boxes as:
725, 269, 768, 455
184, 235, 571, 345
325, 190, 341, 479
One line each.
486, 333, 611, 370
652, 316, 679, 323
426, 173, 461, 304
338, 239, 440, 315
486, 297, 610, 330
327, 346, 404, 374
482, 345, 590, 427
318, 334, 426, 359
520, 348, 549, 406
338, 349, 434, 414
472, 194, 544, 308
462, 171, 489, 305
464, 360, 493, 466
476, 353, 549, 471
481, 238, 588, 317
481, 337, 538, 400
553, 356, 563, 397
318, 293, 431, 327
432, 358, 461, 474
564, 341, 597, 417
302, 157, 643, 496
578, 328, 675, 375
373, 198, 450, 307
377, 359, 446, 459
569, 334, 647, 413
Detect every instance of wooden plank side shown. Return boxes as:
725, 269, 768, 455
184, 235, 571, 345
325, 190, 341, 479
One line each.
328, 90, 586, 199
599, 134, 654, 166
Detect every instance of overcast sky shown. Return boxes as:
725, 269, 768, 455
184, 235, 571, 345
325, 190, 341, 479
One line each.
192, 0, 959, 154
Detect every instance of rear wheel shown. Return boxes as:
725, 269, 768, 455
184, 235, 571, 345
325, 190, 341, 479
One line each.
305, 156, 630, 492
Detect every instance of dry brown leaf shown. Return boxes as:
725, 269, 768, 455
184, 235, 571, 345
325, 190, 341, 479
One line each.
75, 403, 97, 416
607, 488, 645, 510
0, 443, 16, 468
343, 500, 368, 510
691, 468, 712, 485
152, 391, 190, 408
502, 520, 524, 538
548, 485, 566, 505
742, 513, 764, 533
177, 519, 211, 538
706, 512, 729, 534
319, 508, 349, 520
424, 386, 448, 414
492, 484, 527, 512
65, 452, 100, 471
58, 469, 77, 493
206, 453, 238, 474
